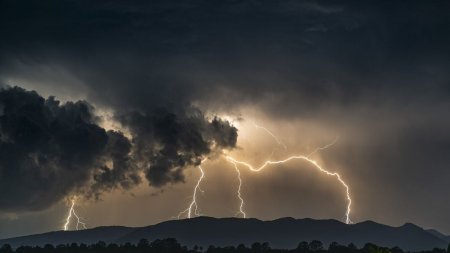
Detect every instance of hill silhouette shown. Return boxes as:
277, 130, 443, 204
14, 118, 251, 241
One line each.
427, 229, 450, 243
0, 217, 448, 251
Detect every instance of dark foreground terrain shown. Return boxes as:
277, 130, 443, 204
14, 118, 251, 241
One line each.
0, 238, 449, 253
1, 217, 449, 252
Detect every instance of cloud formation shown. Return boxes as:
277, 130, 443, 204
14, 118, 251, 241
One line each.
119, 109, 237, 187
0, 86, 237, 212
0, 86, 109, 211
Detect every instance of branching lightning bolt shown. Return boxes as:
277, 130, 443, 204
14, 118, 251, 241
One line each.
176, 160, 206, 219
175, 120, 353, 224
63, 197, 87, 231
226, 155, 353, 224
252, 121, 287, 150
307, 136, 340, 157
228, 122, 351, 224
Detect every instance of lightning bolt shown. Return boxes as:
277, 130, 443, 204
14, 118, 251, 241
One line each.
226, 155, 352, 224
252, 121, 287, 150
176, 161, 206, 219
175, 120, 352, 224
232, 162, 246, 218
63, 197, 87, 231
307, 136, 340, 157
175, 158, 248, 219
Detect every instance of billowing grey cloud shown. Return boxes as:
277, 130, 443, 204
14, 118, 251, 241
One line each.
0, 86, 237, 211
0, 86, 110, 211
91, 130, 140, 194
119, 109, 237, 187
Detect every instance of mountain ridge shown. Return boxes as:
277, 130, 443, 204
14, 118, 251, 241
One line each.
0, 217, 448, 251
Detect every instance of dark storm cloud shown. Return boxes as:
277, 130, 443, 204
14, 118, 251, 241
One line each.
91, 130, 140, 194
0, 0, 248, 212
1, 0, 449, 115
0, 86, 237, 211
119, 109, 237, 187
0, 86, 109, 211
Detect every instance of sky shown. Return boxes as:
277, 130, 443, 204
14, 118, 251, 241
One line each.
1, 0, 450, 238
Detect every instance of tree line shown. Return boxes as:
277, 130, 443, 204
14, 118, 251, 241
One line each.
1, 239, 449, 253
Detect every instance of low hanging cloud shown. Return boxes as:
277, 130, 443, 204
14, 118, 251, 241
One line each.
0, 86, 238, 212
120, 109, 237, 187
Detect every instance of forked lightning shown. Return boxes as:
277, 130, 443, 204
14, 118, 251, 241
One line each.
225, 155, 352, 224
252, 121, 287, 150
63, 197, 87, 231
176, 160, 206, 219
177, 121, 353, 224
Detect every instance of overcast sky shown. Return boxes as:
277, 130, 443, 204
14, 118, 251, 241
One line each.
1, 0, 450, 238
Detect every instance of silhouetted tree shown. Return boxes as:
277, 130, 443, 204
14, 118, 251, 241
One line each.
431, 248, 446, 253
309, 241, 323, 252
0, 244, 13, 253
122, 242, 134, 253
329, 242, 349, 253
43, 244, 54, 252
362, 243, 378, 253
93, 241, 106, 253
79, 244, 88, 251
192, 245, 201, 253
106, 243, 119, 253
297, 241, 309, 253
390, 246, 403, 253
137, 238, 149, 253
237, 244, 248, 253
150, 238, 183, 253
16, 246, 34, 253
447, 243, 450, 253
225, 246, 237, 253
251, 243, 262, 252
262, 243, 271, 252
329, 242, 340, 252
55, 244, 66, 253
206, 245, 216, 253
1, 238, 447, 253
362, 243, 392, 253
